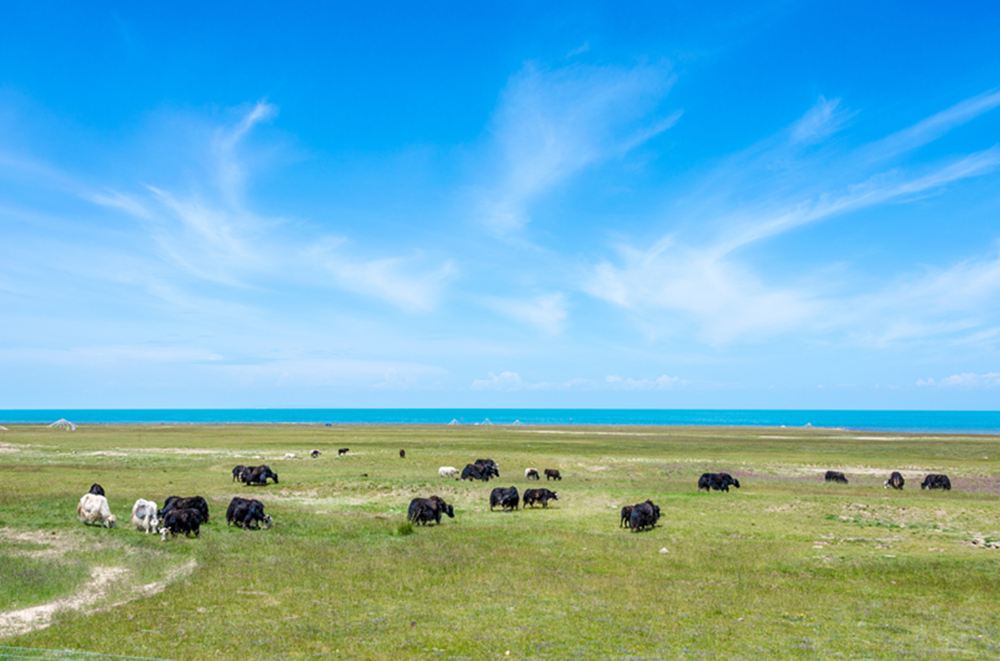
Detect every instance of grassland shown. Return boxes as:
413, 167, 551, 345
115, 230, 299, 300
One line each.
0, 424, 997, 659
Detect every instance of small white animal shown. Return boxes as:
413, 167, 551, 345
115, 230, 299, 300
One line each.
131, 498, 159, 533
77, 493, 116, 528
438, 466, 459, 479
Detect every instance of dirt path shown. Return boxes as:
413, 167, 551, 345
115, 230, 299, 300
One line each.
0, 529, 197, 638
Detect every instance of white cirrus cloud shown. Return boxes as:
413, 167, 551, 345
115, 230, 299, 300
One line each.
474, 62, 678, 235
480, 292, 568, 335
915, 372, 1000, 388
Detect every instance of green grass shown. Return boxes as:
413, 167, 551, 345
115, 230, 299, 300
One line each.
0, 424, 997, 659
0, 555, 88, 612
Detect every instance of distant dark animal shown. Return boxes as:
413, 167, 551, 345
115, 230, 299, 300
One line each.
884, 471, 905, 490
620, 505, 633, 528
399, 449, 406, 458
698, 472, 740, 492
474, 459, 500, 479
628, 500, 661, 532
461, 463, 488, 481
232, 465, 247, 481
338, 448, 350, 456
88, 483, 105, 496
226, 497, 272, 529
921, 474, 952, 490
489, 486, 519, 511
160, 495, 210, 522
523, 488, 558, 508
524, 468, 540, 480
544, 469, 562, 481
824, 471, 849, 484
245, 465, 279, 485
160, 508, 203, 540
310, 450, 321, 458
407, 496, 454, 525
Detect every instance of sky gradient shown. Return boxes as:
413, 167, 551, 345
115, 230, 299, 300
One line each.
2, 2, 1000, 409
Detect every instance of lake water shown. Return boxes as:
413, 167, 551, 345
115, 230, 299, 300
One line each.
2, 409, 1000, 433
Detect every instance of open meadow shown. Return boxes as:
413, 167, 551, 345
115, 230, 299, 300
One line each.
0, 424, 998, 659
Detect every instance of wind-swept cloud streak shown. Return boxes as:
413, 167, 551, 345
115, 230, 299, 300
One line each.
585, 89, 1000, 346
472, 62, 678, 235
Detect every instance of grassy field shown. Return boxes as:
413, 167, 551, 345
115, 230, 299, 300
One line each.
0, 424, 997, 659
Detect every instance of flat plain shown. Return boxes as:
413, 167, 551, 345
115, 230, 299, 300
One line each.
0, 424, 997, 659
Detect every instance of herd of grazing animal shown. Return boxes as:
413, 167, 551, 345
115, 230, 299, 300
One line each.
73, 446, 957, 541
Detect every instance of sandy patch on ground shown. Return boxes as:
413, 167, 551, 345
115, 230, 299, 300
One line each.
0, 443, 24, 454
0, 529, 197, 638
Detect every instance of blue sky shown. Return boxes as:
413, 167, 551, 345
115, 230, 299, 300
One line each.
2, 2, 1000, 409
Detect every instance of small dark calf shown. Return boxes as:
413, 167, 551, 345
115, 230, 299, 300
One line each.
824, 470, 849, 484
884, 471, 905, 490
523, 488, 558, 508
698, 472, 740, 492
310, 450, 321, 458
338, 448, 350, 456
160, 495, 210, 522
399, 449, 406, 459
245, 465, 279, 485
461, 463, 488, 481
474, 459, 500, 479
232, 465, 247, 481
489, 486, 520, 511
525, 468, 540, 480
627, 500, 661, 532
226, 497, 272, 529
88, 483, 105, 496
544, 468, 562, 481
921, 474, 952, 490
160, 508, 203, 540
620, 505, 633, 528
407, 496, 455, 525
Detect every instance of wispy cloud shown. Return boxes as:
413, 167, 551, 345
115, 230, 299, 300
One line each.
473, 62, 677, 235
916, 372, 1000, 388
790, 96, 850, 145
307, 241, 456, 313
585, 90, 1000, 345
471, 371, 685, 391
480, 292, 568, 335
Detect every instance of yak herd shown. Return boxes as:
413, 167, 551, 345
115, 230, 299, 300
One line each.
75, 448, 956, 540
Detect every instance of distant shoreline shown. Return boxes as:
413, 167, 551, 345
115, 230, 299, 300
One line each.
3, 408, 1000, 434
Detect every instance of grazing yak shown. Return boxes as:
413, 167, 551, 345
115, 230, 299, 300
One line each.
824, 471, 849, 484
338, 448, 350, 456
243, 465, 279, 485
884, 471, 905, 490
160, 495, 210, 523
489, 486, 520, 511
620, 505, 634, 528
399, 449, 406, 459
524, 468, 540, 480
77, 493, 116, 528
475, 459, 500, 479
544, 469, 562, 481
627, 500, 661, 532
130, 498, 159, 533
407, 496, 455, 525
88, 483, 106, 496
160, 508, 203, 540
523, 488, 558, 508
698, 472, 741, 492
438, 466, 459, 479
461, 462, 497, 481
921, 474, 952, 490
226, 497, 272, 529
310, 450, 321, 458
